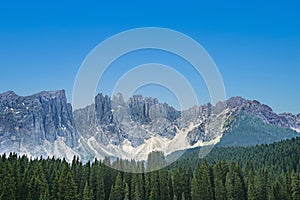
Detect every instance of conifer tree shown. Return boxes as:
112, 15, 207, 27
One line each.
159, 168, 171, 200
191, 165, 201, 200
27, 165, 49, 200
149, 171, 160, 200
191, 162, 214, 200
168, 172, 174, 200
214, 179, 226, 200
174, 166, 184, 200
109, 172, 124, 200
123, 182, 129, 200
1, 172, 16, 200
83, 181, 93, 200
131, 174, 142, 200
291, 173, 300, 200
225, 163, 246, 200
269, 179, 286, 200
57, 164, 77, 200
254, 169, 268, 200
183, 167, 193, 200
246, 170, 256, 200
201, 161, 214, 200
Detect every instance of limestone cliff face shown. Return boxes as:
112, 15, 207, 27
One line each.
73, 93, 181, 147
1, 90, 299, 161
0, 90, 78, 156
74, 94, 300, 149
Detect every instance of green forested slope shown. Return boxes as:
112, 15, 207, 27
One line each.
219, 113, 299, 147
1, 137, 300, 200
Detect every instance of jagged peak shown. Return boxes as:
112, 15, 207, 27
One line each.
0, 90, 67, 100
279, 112, 294, 116
19, 90, 67, 103
0, 90, 17, 97
94, 92, 170, 108
226, 96, 246, 106
225, 96, 274, 112
34, 90, 66, 98
227, 96, 246, 101
129, 94, 144, 101
95, 92, 111, 99
113, 92, 124, 100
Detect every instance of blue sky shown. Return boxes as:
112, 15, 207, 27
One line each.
0, 1, 299, 113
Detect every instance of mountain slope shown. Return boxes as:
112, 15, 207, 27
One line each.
73, 94, 300, 161
0, 90, 299, 162
169, 135, 300, 173
218, 112, 299, 146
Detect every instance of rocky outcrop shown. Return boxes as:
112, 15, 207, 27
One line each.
226, 97, 300, 130
74, 94, 181, 148
1, 90, 299, 161
0, 90, 78, 154
75, 94, 300, 150
95, 94, 113, 125
127, 95, 180, 123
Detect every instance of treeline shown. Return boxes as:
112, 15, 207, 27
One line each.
1, 138, 300, 200
172, 137, 300, 173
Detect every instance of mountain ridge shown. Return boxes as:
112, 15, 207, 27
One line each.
0, 90, 299, 162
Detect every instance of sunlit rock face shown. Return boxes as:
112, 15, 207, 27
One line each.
1, 90, 299, 162
0, 90, 78, 159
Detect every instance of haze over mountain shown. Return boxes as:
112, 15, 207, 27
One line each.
0, 90, 299, 162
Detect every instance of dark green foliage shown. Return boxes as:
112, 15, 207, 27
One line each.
159, 168, 171, 200
1, 137, 300, 200
131, 173, 144, 200
149, 171, 160, 200
225, 163, 246, 200
109, 172, 124, 200
1, 172, 16, 200
57, 163, 77, 200
291, 172, 300, 200
214, 161, 228, 200
27, 163, 49, 200
83, 181, 93, 200
177, 136, 300, 174
124, 183, 130, 200
173, 166, 184, 200
191, 161, 214, 200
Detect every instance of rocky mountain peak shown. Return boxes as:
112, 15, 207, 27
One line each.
95, 93, 113, 124
128, 94, 158, 123
127, 94, 179, 123
0, 90, 78, 157
226, 96, 247, 108
33, 90, 66, 100
1, 90, 300, 162
0, 90, 17, 98
112, 93, 125, 107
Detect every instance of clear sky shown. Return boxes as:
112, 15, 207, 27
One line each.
0, 1, 299, 114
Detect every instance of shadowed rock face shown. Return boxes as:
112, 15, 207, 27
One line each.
0, 90, 78, 150
95, 94, 113, 125
127, 95, 180, 123
226, 97, 296, 129
73, 93, 181, 147
0, 90, 299, 161
74, 94, 300, 150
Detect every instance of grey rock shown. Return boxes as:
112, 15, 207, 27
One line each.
95, 93, 113, 125
187, 124, 205, 145
1, 89, 300, 161
0, 90, 78, 152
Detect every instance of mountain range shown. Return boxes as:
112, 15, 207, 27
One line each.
0, 90, 299, 162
